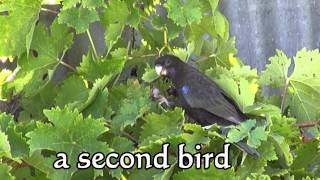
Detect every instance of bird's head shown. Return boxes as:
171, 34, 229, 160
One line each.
154, 55, 184, 80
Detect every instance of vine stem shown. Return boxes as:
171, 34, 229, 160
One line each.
105, 124, 138, 145
295, 120, 320, 128
86, 29, 98, 59
41, 7, 58, 14
280, 79, 290, 113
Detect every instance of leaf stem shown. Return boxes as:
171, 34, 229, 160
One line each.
280, 79, 290, 113
60, 61, 76, 72
41, 7, 58, 14
86, 29, 98, 59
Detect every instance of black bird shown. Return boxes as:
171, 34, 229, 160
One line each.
154, 55, 260, 157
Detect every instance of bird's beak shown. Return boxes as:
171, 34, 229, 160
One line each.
155, 64, 167, 76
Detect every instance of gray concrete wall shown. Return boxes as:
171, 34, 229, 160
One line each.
221, 0, 320, 71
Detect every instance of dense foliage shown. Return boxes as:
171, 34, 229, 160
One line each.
0, 0, 319, 179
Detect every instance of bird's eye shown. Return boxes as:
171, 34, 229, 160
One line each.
164, 60, 171, 66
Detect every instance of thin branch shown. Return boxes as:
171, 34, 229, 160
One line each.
280, 79, 290, 113
86, 29, 98, 59
127, 53, 158, 60
295, 121, 320, 128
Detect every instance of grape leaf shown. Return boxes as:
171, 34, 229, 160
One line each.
207, 69, 258, 111
63, 0, 104, 9
226, 120, 256, 143
140, 108, 184, 144
287, 49, 320, 121
82, 89, 109, 119
77, 52, 126, 82
111, 80, 151, 134
56, 75, 112, 112
166, 0, 202, 27
270, 115, 299, 143
109, 136, 135, 179
247, 126, 268, 148
0, 164, 14, 180
0, 131, 11, 158
58, 7, 99, 33
258, 140, 278, 161
0, 0, 41, 56
270, 134, 293, 166
292, 141, 320, 174
227, 120, 268, 148
182, 123, 210, 152
152, 16, 180, 40
102, 0, 129, 53
0, 113, 29, 159
236, 157, 267, 179
142, 67, 159, 83
213, 11, 228, 38
55, 75, 89, 108
259, 50, 291, 88
173, 166, 237, 180
3, 20, 73, 97
261, 49, 320, 125
27, 107, 111, 179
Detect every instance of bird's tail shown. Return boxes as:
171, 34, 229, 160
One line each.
220, 127, 260, 159
235, 141, 260, 159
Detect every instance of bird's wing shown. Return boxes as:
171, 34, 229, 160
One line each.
181, 72, 244, 124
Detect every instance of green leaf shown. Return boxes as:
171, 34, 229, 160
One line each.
270, 115, 299, 144
261, 49, 320, 126
153, 161, 177, 180
77, 52, 126, 82
213, 11, 227, 38
173, 166, 237, 180
142, 68, 159, 83
236, 157, 267, 179
292, 141, 320, 174
166, 0, 202, 27
206, 68, 258, 111
208, 0, 219, 13
63, 0, 104, 9
111, 80, 151, 134
55, 75, 89, 108
287, 49, 320, 121
258, 140, 278, 161
226, 120, 256, 143
182, 124, 210, 152
109, 136, 135, 179
259, 50, 291, 88
0, 164, 14, 180
27, 107, 111, 179
197, 38, 237, 69
0, 0, 41, 56
247, 126, 268, 148
3, 20, 73, 98
140, 108, 184, 144
82, 88, 109, 119
58, 7, 99, 33
0, 131, 11, 158
0, 113, 29, 159
103, 0, 129, 53
270, 134, 293, 166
